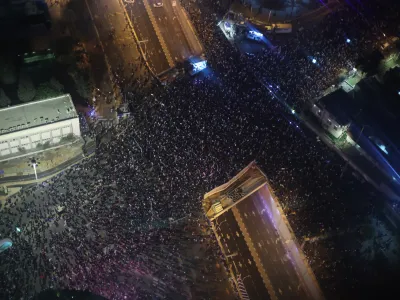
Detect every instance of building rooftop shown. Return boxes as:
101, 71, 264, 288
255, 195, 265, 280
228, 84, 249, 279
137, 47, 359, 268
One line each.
0, 94, 78, 136
318, 89, 360, 125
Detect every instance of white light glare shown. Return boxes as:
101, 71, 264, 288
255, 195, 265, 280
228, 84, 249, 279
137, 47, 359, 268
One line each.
249, 30, 263, 37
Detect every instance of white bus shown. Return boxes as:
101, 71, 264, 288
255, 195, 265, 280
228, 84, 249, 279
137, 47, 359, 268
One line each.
265, 23, 292, 34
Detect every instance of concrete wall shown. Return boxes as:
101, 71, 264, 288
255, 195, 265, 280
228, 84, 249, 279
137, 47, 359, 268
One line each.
0, 118, 80, 159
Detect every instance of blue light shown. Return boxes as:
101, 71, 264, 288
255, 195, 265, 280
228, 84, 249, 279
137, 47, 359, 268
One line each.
249, 30, 263, 37
378, 144, 389, 155
312, 58, 317, 64
192, 61, 207, 72
346, 38, 351, 43
0, 239, 12, 253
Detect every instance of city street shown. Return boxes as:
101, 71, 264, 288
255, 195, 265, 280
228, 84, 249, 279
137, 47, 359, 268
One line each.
214, 210, 271, 300
214, 192, 312, 299
125, 0, 171, 75
125, 0, 203, 75
151, 0, 191, 62
84, 0, 145, 82
235, 191, 310, 299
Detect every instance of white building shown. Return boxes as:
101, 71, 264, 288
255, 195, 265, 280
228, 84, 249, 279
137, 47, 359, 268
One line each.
0, 94, 80, 162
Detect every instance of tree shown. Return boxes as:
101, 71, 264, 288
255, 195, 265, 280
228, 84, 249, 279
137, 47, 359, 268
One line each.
72, 72, 93, 100
49, 77, 64, 92
34, 82, 62, 101
18, 147, 26, 154
62, 133, 75, 142
0, 88, 11, 108
18, 73, 36, 103
43, 141, 51, 149
0, 56, 16, 85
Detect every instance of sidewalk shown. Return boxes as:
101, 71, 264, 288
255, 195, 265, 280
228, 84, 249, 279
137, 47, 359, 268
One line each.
0, 146, 94, 187
0, 141, 83, 178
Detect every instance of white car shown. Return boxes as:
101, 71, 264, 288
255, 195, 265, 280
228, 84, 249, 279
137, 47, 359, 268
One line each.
153, 0, 163, 7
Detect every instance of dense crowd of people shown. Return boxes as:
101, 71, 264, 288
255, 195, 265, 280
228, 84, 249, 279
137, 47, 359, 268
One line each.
1, 0, 399, 299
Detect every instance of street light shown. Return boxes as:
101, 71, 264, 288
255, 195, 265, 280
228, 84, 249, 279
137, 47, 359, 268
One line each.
28, 158, 40, 183
312, 58, 317, 64
346, 38, 351, 44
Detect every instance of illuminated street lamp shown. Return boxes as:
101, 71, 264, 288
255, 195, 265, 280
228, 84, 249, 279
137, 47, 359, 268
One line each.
28, 158, 40, 183
312, 58, 317, 64
346, 38, 351, 44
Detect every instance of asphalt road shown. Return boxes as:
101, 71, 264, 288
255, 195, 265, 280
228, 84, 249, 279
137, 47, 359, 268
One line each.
214, 189, 313, 299
86, 0, 141, 79
151, 0, 192, 62
235, 191, 310, 299
125, 0, 170, 75
214, 210, 271, 300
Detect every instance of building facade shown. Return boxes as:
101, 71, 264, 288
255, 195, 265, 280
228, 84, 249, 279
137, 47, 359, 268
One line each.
0, 94, 80, 162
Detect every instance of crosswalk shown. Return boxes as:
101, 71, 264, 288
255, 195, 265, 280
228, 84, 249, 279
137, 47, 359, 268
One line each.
236, 275, 250, 300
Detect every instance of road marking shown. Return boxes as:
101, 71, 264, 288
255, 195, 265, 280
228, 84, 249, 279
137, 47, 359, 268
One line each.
142, 0, 174, 67
232, 206, 279, 300
117, 0, 159, 78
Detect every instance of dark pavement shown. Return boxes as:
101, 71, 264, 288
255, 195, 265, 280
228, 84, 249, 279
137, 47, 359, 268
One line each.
214, 210, 271, 300
235, 191, 309, 299
151, 0, 191, 62
84, 0, 143, 79
0, 144, 94, 185
214, 189, 312, 299
125, 0, 170, 75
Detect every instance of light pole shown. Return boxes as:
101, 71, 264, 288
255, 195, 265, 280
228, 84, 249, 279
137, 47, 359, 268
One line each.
28, 158, 40, 184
